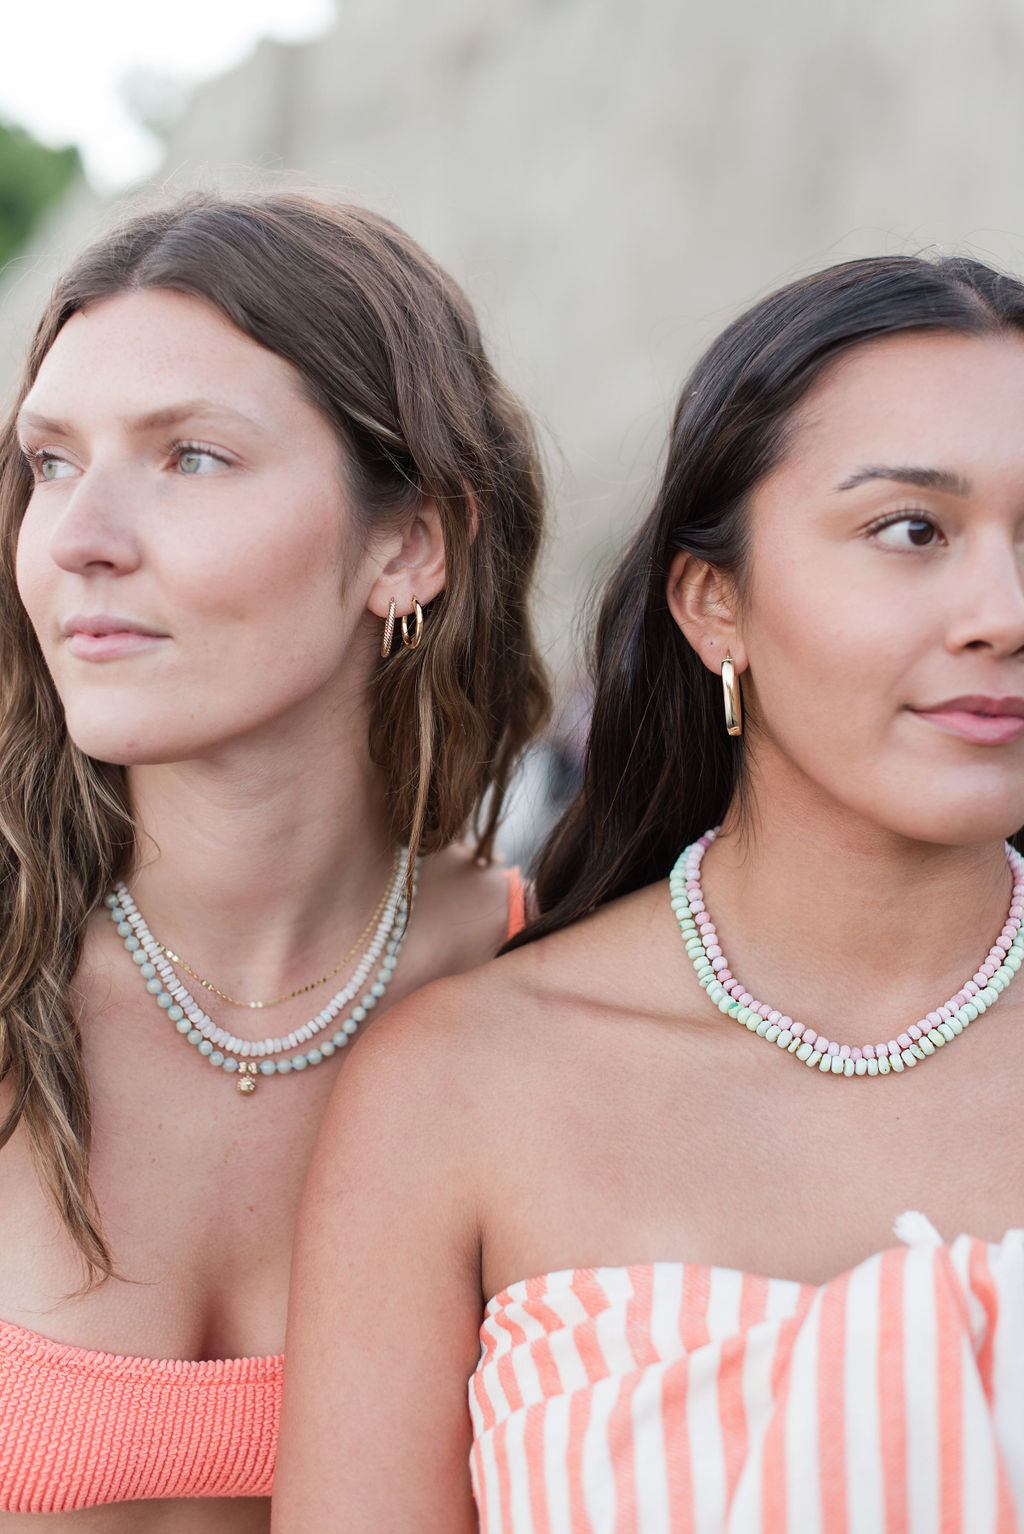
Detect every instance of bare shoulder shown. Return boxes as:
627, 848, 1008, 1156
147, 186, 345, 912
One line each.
306, 872, 711, 1254
419, 841, 516, 909
338, 873, 681, 1107
408, 843, 520, 972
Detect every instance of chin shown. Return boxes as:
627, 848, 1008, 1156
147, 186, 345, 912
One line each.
69, 737, 179, 770
874, 799, 1024, 850
62, 706, 203, 768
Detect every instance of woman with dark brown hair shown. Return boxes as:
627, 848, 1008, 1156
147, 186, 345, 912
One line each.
0, 191, 547, 1528
277, 254, 1024, 1531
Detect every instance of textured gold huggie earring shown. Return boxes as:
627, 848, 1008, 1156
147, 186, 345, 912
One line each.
721, 654, 743, 737
380, 598, 397, 658
401, 597, 424, 650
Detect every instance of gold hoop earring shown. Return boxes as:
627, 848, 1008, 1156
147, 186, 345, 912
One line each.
721, 654, 743, 737
401, 597, 424, 651
380, 598, 397, 658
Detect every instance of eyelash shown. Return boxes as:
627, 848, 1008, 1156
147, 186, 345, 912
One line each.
21, 446, 65, 481
19, 439, 232, 480
170, 439, 231, 470
865, 509, 945, 548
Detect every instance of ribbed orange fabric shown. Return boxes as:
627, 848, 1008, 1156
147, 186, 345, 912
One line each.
504, 866, 526, 943
0, 1319, 281, 1511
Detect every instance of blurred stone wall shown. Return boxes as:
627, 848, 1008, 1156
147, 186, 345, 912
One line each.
4, 0, 1024, 671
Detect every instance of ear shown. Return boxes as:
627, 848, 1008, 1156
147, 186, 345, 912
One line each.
366, 499, 447, 621
665, 550, 747, 674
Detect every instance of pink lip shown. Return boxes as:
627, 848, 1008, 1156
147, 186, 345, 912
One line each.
63, 615, 169, 662
912, 696, 1024, 746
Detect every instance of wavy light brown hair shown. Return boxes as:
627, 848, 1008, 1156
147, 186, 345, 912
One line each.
0, 191, 549, 1279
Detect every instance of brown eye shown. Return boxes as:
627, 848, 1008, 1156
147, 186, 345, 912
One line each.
872, 515, 943, 551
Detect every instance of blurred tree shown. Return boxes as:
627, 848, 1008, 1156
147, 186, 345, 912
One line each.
0, 122, 81, 272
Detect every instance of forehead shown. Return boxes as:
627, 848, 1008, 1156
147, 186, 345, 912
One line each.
779, 330, 1024, 489
23, 288, 306, 422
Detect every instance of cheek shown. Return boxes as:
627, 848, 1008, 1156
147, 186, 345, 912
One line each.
190, 478, 346, 603
177, 492, 356, 664
742, 556, 926, 749
13, 508, 50, 634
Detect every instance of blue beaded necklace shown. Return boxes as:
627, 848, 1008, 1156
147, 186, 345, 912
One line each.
105, 853, 417, 1094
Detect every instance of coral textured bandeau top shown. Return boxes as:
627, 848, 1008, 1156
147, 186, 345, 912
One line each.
0, 1325, 281, 1511
0, 867, 527, 1513
470, 1214, 1024, 1534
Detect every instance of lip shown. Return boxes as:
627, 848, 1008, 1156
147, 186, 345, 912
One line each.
63, 614, 170, 662
912, 695, 1024, 746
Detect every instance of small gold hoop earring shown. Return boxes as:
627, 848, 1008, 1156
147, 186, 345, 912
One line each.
380, 598, 397, 658
401, 597, 424, 650
721, 654, 743, 737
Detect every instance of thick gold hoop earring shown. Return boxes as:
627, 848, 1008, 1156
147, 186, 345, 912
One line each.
401, 597, 424, 651
721, 654, 743, 737
380, 598, 397, 658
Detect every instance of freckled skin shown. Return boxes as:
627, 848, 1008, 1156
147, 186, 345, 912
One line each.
1, 290, 515, 1533
16, 289, 374, 771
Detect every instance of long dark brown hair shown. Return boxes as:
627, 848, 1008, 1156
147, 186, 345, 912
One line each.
0, 192, 550, 1278
514, 254, 1024, 949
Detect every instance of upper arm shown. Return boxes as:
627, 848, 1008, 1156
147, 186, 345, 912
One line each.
272, 989, 485, 1532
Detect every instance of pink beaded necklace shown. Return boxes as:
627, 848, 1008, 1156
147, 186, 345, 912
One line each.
669, 830, 1024, 1076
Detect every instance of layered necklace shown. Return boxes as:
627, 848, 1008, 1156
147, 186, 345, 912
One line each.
670, 828, 1024, 1076
106, 849, 417, 1094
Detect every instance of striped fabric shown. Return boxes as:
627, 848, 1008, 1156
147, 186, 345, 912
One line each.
469, 1218, 1024, 1533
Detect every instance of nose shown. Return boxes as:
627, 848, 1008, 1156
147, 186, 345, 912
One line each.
45, 466, 141, 578
945, 536, 1024, 659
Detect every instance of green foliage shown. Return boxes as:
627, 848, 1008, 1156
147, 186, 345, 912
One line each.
0, 121, 81, 272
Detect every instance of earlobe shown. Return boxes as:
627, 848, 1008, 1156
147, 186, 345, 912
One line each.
665, 550, 745, 674
366, 498, 447, 622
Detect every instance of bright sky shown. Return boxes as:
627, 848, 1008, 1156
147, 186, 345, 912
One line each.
0, 0, 336, 191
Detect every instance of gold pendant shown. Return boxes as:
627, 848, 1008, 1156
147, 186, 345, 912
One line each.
237, 1062, 259, 1095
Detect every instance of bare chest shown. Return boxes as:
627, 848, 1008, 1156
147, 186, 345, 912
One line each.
0, 859, 508, 1356
0, 1497, 269, 1534
482, 996, 1024, 1294
0, 996, 340, 1359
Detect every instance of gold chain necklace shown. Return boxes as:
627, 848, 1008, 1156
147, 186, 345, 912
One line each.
154, 850, 399, 1009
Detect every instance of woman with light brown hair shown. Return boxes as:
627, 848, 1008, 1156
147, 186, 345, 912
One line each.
0, 190, 547, 1528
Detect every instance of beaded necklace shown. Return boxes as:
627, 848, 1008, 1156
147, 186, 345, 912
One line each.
670, 829, 1024, 1076
106, 850, 417, 1094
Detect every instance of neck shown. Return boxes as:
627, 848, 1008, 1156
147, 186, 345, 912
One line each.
121, 721, 396, 1001
701, 786, 1013, 1038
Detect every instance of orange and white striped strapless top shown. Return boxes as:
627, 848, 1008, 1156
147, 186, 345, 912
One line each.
470, 1215, 1024, 1533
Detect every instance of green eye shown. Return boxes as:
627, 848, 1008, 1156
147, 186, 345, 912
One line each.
178, 449, 219, 475
38, 456, 75, 481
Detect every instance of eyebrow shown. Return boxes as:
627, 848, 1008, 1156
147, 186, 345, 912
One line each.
835, 464, 971, 496
16, 399, 267, 439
